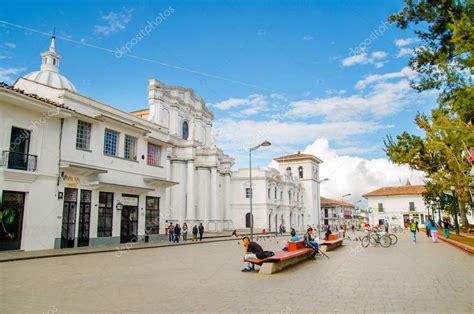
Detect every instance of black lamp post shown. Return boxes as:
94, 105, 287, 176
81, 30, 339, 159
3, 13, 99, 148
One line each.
436, 196, 441, 226
450, 186, 460, 236
249, 140, 271, 241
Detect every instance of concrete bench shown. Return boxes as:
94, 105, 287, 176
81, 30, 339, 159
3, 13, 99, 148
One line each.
244, 240, 312, 274
319, 234, 344, 251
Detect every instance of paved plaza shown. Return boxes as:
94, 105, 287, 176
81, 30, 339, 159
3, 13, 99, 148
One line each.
0, 232, 472, 313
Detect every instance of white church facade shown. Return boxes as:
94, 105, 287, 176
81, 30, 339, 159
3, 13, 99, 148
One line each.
231, 152, 323, 232
0, 37, 232, 251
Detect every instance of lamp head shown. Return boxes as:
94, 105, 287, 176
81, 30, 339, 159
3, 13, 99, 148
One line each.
260, 140, 271, 147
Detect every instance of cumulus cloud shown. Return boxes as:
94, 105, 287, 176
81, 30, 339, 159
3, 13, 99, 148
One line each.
341, 51, 388, 68
94, 7, 135, 36
0, 67, 27, 84
271, 138, 425, 204
394, 38, 417, 47
303, 35, 314, 41
212, 94, 269, 116
288, 69, 422, 121
396, 47, 413, 58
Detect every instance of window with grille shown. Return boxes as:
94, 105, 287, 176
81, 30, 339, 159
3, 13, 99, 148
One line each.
124, 135, 137, 160
146, 197, 160, 235
378, 203, 384, 212
245, 188, 252, 198
409, 202, 415, 211
76, 121, 91, 150
103, 129, 119, 156
147, 143, 161, 166
98, 192, 113, 237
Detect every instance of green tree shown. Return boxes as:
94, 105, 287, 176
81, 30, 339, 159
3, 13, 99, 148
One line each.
386, 0, 473, 230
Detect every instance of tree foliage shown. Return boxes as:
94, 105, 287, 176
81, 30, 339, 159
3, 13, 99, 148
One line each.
385, 0, 473, 228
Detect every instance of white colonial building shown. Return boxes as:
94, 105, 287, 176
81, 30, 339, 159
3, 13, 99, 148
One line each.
320, 197, 357, 230
0, 37, 232, 251
362, 184, 429, 227
231, 152, 323, 231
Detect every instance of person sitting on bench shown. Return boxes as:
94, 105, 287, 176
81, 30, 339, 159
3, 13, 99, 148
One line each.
242, 236, 265, 272
324, 225, 332, 240
304, 227, 319, 260
290, 228, 300, 242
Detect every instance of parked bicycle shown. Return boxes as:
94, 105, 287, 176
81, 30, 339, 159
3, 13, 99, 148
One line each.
360, 230, 391, 248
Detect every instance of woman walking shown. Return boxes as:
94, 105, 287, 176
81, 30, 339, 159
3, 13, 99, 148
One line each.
182, 223, 188, 241
429, 218, 438, 243
174, 223, 181, 243
192, 224, 198, 241
443, 219, 451, 239
198, 223, 204, 241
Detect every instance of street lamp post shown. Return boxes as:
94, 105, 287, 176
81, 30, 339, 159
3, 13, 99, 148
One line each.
436, 196, 441, 226
249, 140, 271, 241
450, 186, 460, 236
316, 178, 329, 238
341, 193, 351, 229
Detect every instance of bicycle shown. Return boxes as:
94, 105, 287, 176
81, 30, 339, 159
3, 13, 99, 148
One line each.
360, 230, 391, 248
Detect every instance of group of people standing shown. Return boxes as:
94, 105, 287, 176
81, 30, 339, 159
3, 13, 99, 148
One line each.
167, 222, 205, 243
409, 216, 452, 243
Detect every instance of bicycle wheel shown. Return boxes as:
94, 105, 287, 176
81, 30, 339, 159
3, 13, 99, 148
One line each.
361, 235, 370, 248
369, 234, 379, 246
380, 235, 391, 248
389, 234, 398, 245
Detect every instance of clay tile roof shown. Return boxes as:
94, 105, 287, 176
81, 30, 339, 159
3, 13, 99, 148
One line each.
274, 151, 323, 164
0, 82, 74, 112
320, 196, 354, 207
362, 185, 426, 198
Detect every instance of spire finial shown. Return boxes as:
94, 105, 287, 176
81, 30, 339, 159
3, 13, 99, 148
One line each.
50, 28, 56, 52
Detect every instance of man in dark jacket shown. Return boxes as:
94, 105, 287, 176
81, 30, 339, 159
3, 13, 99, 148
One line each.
304, 227, 319, 260
242, 236, 266, 272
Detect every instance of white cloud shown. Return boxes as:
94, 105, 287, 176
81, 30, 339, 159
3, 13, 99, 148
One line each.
0, 67, 27, 84
94, 7, 135, 36
396, 47, 413, 58
288, 74, 420, 121
214, 119, 392, 159
303, 35, 314, 41
354, 66, 415, 90
394, 38, 417, 47
341, 51, 388, 68
300, 138, 424, 203
213, 94, 269, 116
4, 43, 16, 49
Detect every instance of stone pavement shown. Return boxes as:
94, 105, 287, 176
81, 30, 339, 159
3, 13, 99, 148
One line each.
0, 231, 472, 313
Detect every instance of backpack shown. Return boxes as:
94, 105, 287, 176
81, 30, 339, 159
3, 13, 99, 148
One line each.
257, 251, 275, 259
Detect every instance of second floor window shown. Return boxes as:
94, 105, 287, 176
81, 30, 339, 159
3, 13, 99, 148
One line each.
267, 188, 271, 199
245, 188, 252, 198
378, 203, 384, 212
76, 121, 91, 150
182, 121, 189, 140
124, 135, 137, 160
298, 166, 303, 179
104, 129, 119, 156
409, 202, 415, 211
147, 143, 161, 166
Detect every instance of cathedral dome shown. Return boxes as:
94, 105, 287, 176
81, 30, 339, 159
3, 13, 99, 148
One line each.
20, 36, 77, 92
23, 70, 77, 92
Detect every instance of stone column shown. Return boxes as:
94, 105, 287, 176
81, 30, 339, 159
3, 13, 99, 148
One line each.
210, 167, 218, 221
186, 160, 195, 221
224, 173, 231, 223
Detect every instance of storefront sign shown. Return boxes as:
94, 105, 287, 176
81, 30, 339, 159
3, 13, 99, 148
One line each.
121, 196, 138, 206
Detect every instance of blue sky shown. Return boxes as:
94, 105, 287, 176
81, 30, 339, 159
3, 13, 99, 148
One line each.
1, 1, 434, 200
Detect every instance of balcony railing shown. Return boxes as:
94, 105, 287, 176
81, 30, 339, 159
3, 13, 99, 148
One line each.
1, 150, 38, 171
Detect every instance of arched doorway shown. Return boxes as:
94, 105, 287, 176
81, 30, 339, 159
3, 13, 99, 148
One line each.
245, 212, 253, 228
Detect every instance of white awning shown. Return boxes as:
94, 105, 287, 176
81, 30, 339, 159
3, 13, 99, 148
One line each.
60, 162, 108, 176
89, 181, 155, 193
143, 176, 179, 188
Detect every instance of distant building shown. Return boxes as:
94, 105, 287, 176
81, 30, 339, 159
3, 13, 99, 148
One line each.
230, 151, 323, 232
320, 197, 357, 230
362, 184, 429, 227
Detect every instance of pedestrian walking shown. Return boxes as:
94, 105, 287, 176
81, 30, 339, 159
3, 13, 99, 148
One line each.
182, 223, 188, 241
384, 220, 389, 233
424, 217, 431, 237
168, 222, 174, 242
410, 220, 417, 242
415, 221, 419, 232
192, 224, 198, 241
198, 223, 204, 241
443, 219, 451, 238
174, 223, 181, 243
429, 218, 438, 243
